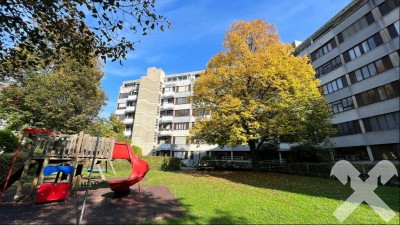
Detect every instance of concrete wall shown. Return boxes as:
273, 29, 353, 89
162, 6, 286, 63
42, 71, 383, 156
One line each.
132, 68, 165, 155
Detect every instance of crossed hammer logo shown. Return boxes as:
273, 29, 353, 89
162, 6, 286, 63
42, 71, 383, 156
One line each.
330, 160, 398, 222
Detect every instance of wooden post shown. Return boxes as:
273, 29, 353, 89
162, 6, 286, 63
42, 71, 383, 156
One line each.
73, 175, 81, 197
76, 132, 84, 156
107, 159, 116, 175
29, 152, 50, 203
30, 160, 43, 196
37, 153, 50, 186
69, 156, 79, 197
13, 143, 35, 200
96, 163, 106, 181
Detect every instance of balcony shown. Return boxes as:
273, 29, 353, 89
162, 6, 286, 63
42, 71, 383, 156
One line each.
159, 116, 173, 123
158, 143, 173, 150
162, 91, 175, 98
161, 103, 174, 110
158, 130, 172, 136
124, 118, 134, 124
127, 95, 137, 101
123, 130, 132, 137
125, 106, 135, 112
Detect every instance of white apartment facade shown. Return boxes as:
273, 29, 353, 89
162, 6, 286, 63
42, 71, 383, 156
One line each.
294, 0, 399, 161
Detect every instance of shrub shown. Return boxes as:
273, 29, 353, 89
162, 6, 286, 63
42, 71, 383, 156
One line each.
0, 129, 19, 153
288, 144, 332, 163
131, 145, 142, 157
111, 156, 181, 172
143, 156, 181, 171
200, 155, 211, 160
0, 152, 27, 181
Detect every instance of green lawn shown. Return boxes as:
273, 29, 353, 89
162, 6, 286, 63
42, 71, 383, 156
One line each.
106, 168, 399, 224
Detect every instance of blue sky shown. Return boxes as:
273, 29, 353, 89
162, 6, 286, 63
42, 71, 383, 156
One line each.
100, 0, 352, 118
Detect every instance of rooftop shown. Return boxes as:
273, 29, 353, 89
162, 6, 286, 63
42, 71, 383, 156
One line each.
294, 0, 368, 55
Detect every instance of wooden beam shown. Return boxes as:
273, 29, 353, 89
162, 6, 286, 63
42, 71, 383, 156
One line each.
13, 143, 35, 200
96, 163, 106, 181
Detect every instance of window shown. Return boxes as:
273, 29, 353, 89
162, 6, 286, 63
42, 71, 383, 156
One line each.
310, 39, 337, 61
378, 0, 399, 17
329, 96, 354, 114
158, 137, 171, 144
211, 151, 232, 160
343, 33, 383, 63
175, 109, 190, 117
321, 76, 348, 95
363, 111, 400, 132
193, 108, 211, 116
159, 123, 172, 131
173, 136, 189, 145
125, 113, 134, 119
162, 98, 174, 105
355, 81, 399, 107
161, 110, 173, 116
315, 56, 342, 77
334, 146, 370, 161
334, 120, 362, 136
174, 123, 189, 130
371, 144, 400, 160
387, 21, 400, 39
163, 87, 173, 93
173, 151, 189, 159
117, 103, 126, 110
348, 55, 393, 84
119, 93, 128, 99
177, 85, 191, 92
176, 97, 190, 104
337, 13, 374, 43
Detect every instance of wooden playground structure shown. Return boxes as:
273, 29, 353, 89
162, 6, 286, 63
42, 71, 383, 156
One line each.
6, 129, 117, 204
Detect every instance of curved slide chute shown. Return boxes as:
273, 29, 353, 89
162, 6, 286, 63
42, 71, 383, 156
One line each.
108, 142, 150, 193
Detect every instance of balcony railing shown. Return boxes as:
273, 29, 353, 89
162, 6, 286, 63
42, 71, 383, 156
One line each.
158, 130, 172, 136
125, 106, 135, 112
124, 118, 134, 124
127, 95, 137, 101
162, 91, 175, 98
161, 103, 174, 110
123, 130, 132, 137
159, 116, 173, 123
158, 143, 173, 150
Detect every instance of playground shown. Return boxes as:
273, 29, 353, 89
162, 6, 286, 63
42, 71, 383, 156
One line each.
0, 128, 185, 224
0, 179, 184, 224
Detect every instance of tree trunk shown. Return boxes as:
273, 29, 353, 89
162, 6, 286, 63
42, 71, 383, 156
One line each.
248, 140, 260, 171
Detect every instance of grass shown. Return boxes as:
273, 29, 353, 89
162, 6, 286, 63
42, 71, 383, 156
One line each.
118, 169, 400, 224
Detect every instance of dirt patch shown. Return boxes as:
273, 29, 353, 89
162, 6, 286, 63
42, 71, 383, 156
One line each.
0, 179, 184, 224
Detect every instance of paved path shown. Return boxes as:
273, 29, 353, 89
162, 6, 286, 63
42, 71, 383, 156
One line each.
0, 180, 184, 224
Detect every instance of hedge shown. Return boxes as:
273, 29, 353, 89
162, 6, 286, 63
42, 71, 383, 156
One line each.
0, 129, 19, 153
0, 153, 27, 180
112, 156, 181, 172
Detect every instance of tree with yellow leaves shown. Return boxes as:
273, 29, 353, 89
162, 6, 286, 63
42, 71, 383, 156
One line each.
191, 20, 334, 171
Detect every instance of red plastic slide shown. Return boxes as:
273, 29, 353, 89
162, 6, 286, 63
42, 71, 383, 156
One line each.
108, 142, 150, 193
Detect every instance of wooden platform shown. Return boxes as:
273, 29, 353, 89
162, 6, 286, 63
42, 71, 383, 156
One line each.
12, 131, 116, 202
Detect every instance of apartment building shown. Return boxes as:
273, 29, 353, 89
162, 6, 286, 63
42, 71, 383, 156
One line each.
294, 0, 399, 161
115, 68, 252, 165
115, 79, 140, 138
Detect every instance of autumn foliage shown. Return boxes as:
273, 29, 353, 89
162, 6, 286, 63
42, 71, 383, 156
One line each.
190, 20, 334, 170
